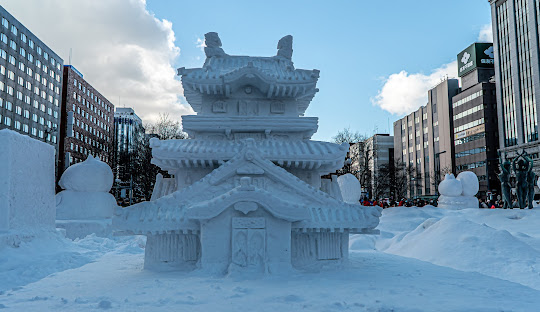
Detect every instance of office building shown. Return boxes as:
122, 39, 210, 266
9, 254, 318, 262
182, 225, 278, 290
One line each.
0, 5, 63, 171
393, 79, 459, 197
490, 0, 540, 164
452, 43, 500, 197
114, 107, 143, 156
58, 65, 114, 174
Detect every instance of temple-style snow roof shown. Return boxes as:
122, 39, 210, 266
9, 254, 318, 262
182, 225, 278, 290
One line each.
149, 138, 349, 173
114, 143, 381, 235
177, 33, 320, 115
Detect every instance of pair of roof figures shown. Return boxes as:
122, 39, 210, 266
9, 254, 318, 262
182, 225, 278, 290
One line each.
499, 151, 537, 209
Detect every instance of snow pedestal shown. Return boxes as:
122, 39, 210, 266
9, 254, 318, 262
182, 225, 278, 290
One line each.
55, 156, 116, 239
0, 129, 56, 236
437, 172, 479, 209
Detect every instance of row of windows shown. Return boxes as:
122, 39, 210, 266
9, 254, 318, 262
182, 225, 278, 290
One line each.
0, 99, 58, 127
73, 115, 111, 143
452, 90, 484, 109
0, 47, 62, 84
73, 130, 111, 152
73, 78, 112, 113
455, 132, 485, 146
454, 118, 484, 133
69, 142, 110, 162
455, 146, 487, 159
453, 104, 483, 121
456, 161, 486, 171
1, 17, 61, 71
0, 113, 57, 142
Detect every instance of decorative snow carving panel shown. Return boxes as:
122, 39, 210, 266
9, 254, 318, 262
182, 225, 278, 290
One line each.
239, 100, 259, 116
234, 202, 259, 215
232, 217, 266, 270
271, 102, 285, 114
317, 232, 341, 260
212, 101, 227, 113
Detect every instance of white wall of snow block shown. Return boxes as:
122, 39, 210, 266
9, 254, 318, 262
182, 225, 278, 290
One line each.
0, 129, 56, 232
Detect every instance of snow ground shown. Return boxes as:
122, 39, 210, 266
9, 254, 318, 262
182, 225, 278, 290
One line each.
2, 207, 540, 311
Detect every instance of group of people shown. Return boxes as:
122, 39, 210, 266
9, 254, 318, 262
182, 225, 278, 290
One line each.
360, 197, 438, 208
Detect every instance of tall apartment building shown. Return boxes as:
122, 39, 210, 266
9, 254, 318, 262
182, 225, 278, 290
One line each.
58, 65, 114, 175
490, 0, 540, 165
393, 79, 459, 197
0, 6, 63, 170
452, 43, 500, 197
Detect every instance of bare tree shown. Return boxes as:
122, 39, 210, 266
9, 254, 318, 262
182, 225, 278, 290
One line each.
332, 127, 365, 144
145, 113, 187, 140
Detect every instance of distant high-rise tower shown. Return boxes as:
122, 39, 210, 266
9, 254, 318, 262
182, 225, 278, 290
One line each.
490, 0, 540, 164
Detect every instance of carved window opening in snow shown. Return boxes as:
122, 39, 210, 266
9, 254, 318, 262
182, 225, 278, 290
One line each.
238, 100, 258, 116
232, 217, 265, 269
317, 232, 341, 260
212, 101, 227, 113
270, 101, 285, 114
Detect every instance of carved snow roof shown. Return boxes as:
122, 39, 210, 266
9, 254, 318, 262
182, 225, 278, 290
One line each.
177, 33, 320, 115
114, 142, 381, 235
150, 138, 349, 173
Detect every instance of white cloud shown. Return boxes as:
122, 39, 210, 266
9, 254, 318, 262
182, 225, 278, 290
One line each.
478, 23, 493, 42
1, 0, 193, 126
372, 61, 458, 115
196, 37, 206, 52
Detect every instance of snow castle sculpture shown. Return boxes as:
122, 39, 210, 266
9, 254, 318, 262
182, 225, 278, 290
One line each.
56, 156, 117, 239
437, 172, 479, 209
114, 33, 381, 273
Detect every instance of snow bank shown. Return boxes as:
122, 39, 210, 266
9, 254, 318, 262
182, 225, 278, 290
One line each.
0, 129, 55, 232
354, 206, 540, 291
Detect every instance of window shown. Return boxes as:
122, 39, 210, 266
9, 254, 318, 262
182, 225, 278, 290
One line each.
27, 53, 33, 62
4, 116, 11, 126
36, 46, 42, 55
39, 117, 44, 125
10, 25, 17, 35
28, 39, 34, 49
0, 33, 6, 44
43, 51, 48, 60
20, 33, 26, 43
8, 55, 15, 65
16, 91, 22, 100
22, 124, 28, 133
0, 65, 4, 75
6, 86, 13, 95
36, 59, 41, 67
19, 47, 25, 57
23, 110, 29, 118
31, 127, 37, 136
15, 106, 22, 115
14, 120, 20, 130
1, 18, 8, 28
40, 104, 46, 112
17, 76, 23, 85
9, 40, 15, 50
0, 49, 5, 59
32, 113, 37, 122
26, 67, 32, 76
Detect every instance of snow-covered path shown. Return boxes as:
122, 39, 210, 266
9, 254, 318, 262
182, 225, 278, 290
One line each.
2, 249, 539, 311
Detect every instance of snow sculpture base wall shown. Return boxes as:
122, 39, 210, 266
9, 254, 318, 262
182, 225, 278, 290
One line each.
438, 172, 479, 210
56, 219, 112, 240
0, 129, 55, 232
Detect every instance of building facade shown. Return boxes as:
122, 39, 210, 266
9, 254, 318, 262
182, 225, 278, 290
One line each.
393, 79, 459, 197
490, 0, 540, 165
0, 6, 63, 172
58, 65, 114, 174
351, 134, 394, 198
452, 43, 500, 197
114, 107, 143, 156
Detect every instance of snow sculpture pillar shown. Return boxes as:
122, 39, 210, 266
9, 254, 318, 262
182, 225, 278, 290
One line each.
56, 156, 117, 238
0, 129, 55, 233
114, 33, 382, 273
437, 172, 479, 209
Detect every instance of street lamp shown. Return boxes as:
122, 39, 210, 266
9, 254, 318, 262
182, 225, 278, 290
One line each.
434, 150, 447, 194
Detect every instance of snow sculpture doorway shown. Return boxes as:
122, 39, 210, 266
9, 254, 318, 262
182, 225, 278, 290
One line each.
232, 217, 265, 271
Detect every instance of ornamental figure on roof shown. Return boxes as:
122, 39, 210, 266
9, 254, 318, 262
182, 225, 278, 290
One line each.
114, 32, 381, 274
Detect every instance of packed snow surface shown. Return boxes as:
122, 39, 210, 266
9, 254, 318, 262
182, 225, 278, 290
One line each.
2, 207, 540, 311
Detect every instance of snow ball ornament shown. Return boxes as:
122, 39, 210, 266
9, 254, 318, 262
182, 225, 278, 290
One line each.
456, 171, 479, 196
337, 173, 362, 204
438, 174, 462, 197
59, 155, 114, 192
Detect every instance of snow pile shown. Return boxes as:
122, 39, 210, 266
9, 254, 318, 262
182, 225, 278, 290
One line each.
437, 172, 479, 209
351, 206, 540, 290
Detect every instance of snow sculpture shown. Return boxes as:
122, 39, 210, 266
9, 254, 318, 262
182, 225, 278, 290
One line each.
56, 156, 117, 239
0, 129, 55, 233
437, 172, 479, 209
114, 33, 381, 273
337, 174, 362, 204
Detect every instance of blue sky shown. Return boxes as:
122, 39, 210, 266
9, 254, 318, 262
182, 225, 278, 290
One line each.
146, 0, 493, 141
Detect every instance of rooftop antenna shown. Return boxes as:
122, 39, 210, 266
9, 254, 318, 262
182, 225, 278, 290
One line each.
69, 48, 72, 65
